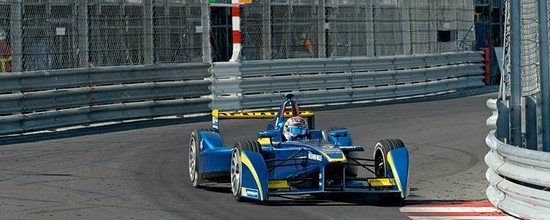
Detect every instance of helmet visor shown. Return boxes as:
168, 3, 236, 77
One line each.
288, 126, 307, 137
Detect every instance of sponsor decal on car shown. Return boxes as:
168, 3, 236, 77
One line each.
319, 147, 346, 162
308, 152, 323, 161
241, 187, 259, 199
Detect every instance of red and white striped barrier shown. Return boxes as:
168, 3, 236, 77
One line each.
400, 201, 516, 219
229, 0, 241, 61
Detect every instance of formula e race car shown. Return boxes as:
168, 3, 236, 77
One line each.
188, 94, 409, 203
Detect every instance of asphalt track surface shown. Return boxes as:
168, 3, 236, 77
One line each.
0, 91, 497, 220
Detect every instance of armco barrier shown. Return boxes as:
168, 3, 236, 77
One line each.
210, 52, 485, 110
485, 99, 550, 219
0, 52, 486, 136
0, 63, 212, 135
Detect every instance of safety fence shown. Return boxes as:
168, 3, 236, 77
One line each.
241, 0, 475, 60
485, 99, 550, 219
0, 0, 475, 71
210, 51, 485, 110
0, 63, 211, 135
0, 0, 205, 72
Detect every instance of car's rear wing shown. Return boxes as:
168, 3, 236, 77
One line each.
212, 109, 315, 132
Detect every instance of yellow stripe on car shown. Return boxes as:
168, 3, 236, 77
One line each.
268, 180, 290, 189
320, 151, 346, 163
212, 110, 315, 119
386, 152, 404, 198
240, 152, 264, 201
368, 178, 395, 187
257, 138, 271, 145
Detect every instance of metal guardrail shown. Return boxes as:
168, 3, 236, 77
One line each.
211, 52, 485, 110
0, 52, 486, 136
0, 63, 212, 135
485, 99, 550, 219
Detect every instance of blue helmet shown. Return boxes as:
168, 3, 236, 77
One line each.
283, 116, 308, 140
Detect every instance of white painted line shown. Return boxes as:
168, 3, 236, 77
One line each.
408, 216, 516, 220
400, 207, 500, 213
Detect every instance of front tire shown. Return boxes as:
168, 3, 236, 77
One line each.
373, 139, 405, 178
231, 140, 261, 201
373, 139, 406, 204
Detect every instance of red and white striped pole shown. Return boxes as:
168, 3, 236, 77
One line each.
229, 0, 241, 61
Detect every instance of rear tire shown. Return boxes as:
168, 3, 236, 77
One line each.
188, 128, 215, 188
231, 140, 261, 201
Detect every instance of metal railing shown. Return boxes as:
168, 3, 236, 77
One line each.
485, 100, 550, 219
0, 63, 211, 135
0, 51, 486, 136
211, 51, 486, 110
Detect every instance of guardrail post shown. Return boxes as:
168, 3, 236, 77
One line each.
201, 1, 211, 63
525, 96, 538, 150
262, 0, 271, 60
496, 99, 510, 142
538, 0, 550, 152
10, 0, 22, 72
317, 0, 325, 58
143, 0, 154, 65
78, 1, 89, 67
509, 0, 522, 147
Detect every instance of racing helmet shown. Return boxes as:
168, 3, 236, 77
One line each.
0, 29, 6, 41
283, 116, 308, 140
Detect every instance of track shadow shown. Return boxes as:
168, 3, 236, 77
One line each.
0, 116, 209, 145
262, 194, 401, 207
194, 183, 477, 208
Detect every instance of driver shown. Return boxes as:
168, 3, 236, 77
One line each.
283, 116, 308, 141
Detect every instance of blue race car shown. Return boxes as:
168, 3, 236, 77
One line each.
188, 94, 409, 203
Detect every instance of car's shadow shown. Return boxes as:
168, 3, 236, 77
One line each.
264, 193, 411, 207
198, 184, 475, 208
199, 183, 407, 207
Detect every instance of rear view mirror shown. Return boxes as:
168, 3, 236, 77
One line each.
258, 130, 279, 139
329, 129, 348, 138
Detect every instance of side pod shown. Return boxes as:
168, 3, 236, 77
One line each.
240, 150, 269, 201
386, 147, 409, 198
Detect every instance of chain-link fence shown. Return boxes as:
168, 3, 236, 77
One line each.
241, 0, 475, 60
0, 0, 476, 71
501, 0, 540, 96
498, 0, 550, 150
0, 0, 203, 72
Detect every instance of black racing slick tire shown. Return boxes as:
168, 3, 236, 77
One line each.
373, 139, 406, 204
230, 140, 261, 201
188, 128, 215, 188
373, 139, 405, 178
